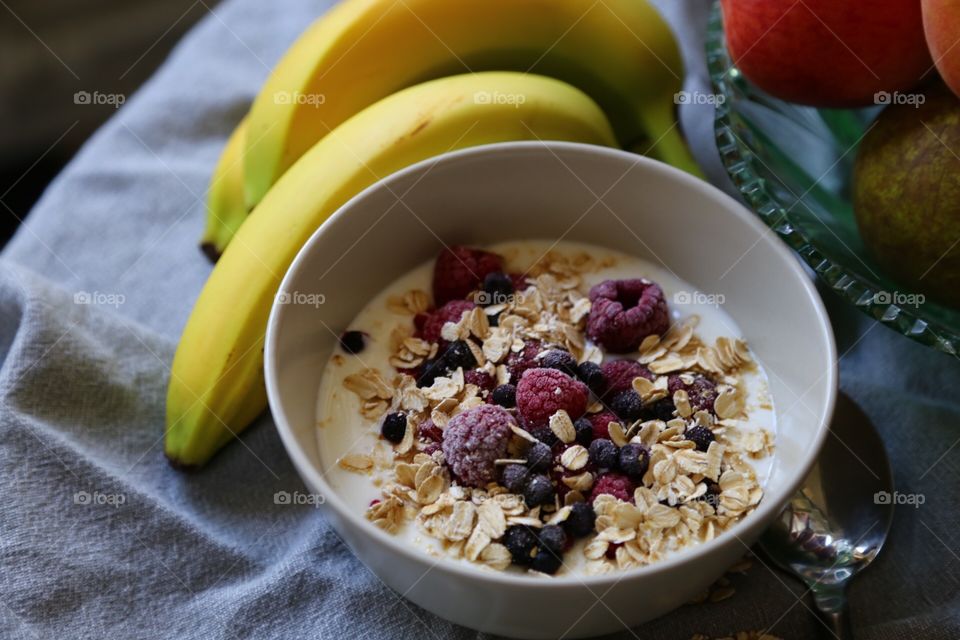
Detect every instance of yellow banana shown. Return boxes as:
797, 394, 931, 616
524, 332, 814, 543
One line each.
200, 116, 250, 262
243, 0, 697, 210
166, 72, 618, 467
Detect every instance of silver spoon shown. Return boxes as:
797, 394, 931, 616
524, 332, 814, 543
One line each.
759, 392, 894, 639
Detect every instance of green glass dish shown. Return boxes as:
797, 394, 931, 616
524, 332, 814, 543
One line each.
706, 1, 959, 356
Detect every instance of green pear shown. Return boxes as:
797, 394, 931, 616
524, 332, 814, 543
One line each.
854, 82, 960, 309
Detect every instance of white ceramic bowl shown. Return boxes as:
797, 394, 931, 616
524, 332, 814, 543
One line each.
264, 142, 837, 638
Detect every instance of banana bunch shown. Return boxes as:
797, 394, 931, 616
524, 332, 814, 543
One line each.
166, 72, 617, 466
172, 0, 699, 467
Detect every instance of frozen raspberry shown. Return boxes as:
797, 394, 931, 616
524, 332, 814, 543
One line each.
600, 360, 653, 398
464, 369, 495, 394
590, 473, 635, 503
588, 411, 621, 440
516, 368, 589, 428
668, 373, 719, 413
587, 279, 669, 353
433, 245, 504, 305
418, 419, 443, 443
506, 339, 544, 382
421, 300, 476, 344
442, 405, 515, 487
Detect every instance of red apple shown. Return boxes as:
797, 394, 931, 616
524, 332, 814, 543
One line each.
721, 0, 932, 107
923, 0, 960, 99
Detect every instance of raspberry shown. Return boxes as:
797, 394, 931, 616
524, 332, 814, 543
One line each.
590, 473, 635, 503
668, 373, 719, 413
587, 279, 669, 353
464, 369, 494, 394
442, 405, 515, 487
433, 245, 504, 305
600, 360, 653, 398
588, 411, 620, 440
506, 339, 544, 382
418, 419, 443, 443
516, 368, 589, 428
421, 300, 476, 344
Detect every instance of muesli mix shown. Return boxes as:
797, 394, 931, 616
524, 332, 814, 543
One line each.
335, 244, 774, 575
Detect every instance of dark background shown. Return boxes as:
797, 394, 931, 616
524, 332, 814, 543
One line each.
0, 0, 218, 248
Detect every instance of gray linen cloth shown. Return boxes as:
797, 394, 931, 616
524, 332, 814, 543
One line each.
2, 1, 958, 638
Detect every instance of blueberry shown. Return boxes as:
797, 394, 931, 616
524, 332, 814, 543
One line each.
488, 313, 500, 327
501, 464, 530, 493
610, 390, 644, 422
531, 549, 563, 574
523, 474, 555, 508
526, 441, 553, 472
482, 271, 514, 306
339, 330, 366, 354
539, 349, 578, 376
564, 502, 596, 538
685, 425, 716, 452
642, 397, 676, 422
444, 340, 477, 370
700, 481, 721, 509
503, 526, 538, 565
588, 438, 618, 469
529, 425, 559, 448
380, 412, 407, 443
618, 443, 650, 478
416, 358, 448, 388
538, 524, 567, 555
574, 417, 593, 446
492, 383, 517, 408
576, 361, 605, 395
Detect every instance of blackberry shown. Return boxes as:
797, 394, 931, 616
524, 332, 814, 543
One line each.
564, 502, 596, 538
444, 340, 477, 370
523, 474, 555, 508
380, 412, 407, 443
416, 357, 448, 388
574, 417, 594, 446
501, 464, 530, 493
539, 349, 578, 376
588, 438, 618, 469
618, 443, 650, 479
610, 390, 644, 422
481, 271, 514, 306
526, 441, 553, 472
531, 549, 563, 575
685, 425, 716, 452
538, 525, 567, 555
576, 361, 606, 395
491, 384, 517, 408
503, 526, 538, 565
339, 330, 366, 354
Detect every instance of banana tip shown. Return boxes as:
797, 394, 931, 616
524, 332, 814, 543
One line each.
165, 452, 202, 472
200, 242, 222, 263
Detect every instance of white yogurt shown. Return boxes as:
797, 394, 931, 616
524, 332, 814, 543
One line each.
315, 240, 776, 573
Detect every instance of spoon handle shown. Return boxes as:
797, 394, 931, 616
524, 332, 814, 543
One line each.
812, 586, 854, 640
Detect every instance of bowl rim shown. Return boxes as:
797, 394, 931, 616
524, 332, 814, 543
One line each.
264, 140, 838, 588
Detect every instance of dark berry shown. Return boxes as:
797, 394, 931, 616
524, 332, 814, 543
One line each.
492, 384, 517, 408
618, 443, 650, 478
539, 349, 578, 376
339, 330, 366, 354
685, 425, 716, 452
503, 526, 538, 565
381, 412, 407, 443
642, 398, 676, 422
488, 313, 500, 327
444, 340, 477, 370
574, 417, 594, 446
610, 390, 644, 422
531, 549, 563, 574
416, 357, 448, 388
576, 361, 605, 395
528, 424, 559, 447
588, 438, 618, 469
565, 502, 597, 538
481, 271, 514, 305
523, 474, 555, 508
526, 441, 553, 472
501, 464, 530, 493
538, 525, 567, 555
700, 482, 721, 509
